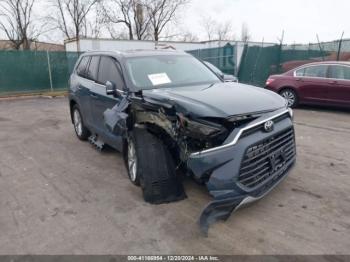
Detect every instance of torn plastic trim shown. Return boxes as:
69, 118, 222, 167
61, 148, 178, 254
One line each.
199, 161, 294, 236
104, 97, 130, 137
199, 196, 243, 237
191, 109, 291, 157
199, 191, 278, 236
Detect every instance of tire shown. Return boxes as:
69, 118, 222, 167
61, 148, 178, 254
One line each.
125, 128, 186, 204
279, 88, 299, 108
72, 105, 90, 141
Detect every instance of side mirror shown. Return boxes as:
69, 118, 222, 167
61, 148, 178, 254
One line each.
223, 74, 238, 83
106, 81, 117, 96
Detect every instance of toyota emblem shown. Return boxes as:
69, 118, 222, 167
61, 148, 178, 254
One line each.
264, 120, 274, 132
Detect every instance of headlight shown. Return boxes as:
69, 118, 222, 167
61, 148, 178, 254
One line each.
178, 114, 223, 137
288, 108, 294, 119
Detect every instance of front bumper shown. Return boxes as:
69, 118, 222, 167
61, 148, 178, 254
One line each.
186, 108, 296, 235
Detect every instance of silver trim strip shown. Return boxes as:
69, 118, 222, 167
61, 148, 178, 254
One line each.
190, 109, 291, 157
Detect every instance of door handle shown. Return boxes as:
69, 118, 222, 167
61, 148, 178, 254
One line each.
328, 80, 337, 84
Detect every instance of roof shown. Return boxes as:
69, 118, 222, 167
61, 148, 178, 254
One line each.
293, 61, 350, 70
81, 49, 187, 59
306, 61, 350, 65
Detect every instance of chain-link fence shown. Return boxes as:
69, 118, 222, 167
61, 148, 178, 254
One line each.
0, 51, 80, 96
1, 39, 350, 96
190, 39, 350, 87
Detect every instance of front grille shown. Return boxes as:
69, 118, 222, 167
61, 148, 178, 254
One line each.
238, 128, 295, 189
240, 112, 290, 139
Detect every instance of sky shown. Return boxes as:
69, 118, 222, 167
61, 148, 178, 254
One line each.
0, 0, 349, 45
180, 0, 350, 44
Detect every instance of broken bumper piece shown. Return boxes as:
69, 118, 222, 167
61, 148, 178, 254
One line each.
199, 196, 243, 236
188, 111, 296, 236
198, 159, 295, 236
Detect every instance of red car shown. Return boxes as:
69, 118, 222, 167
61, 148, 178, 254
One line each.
265, 61, 350, 108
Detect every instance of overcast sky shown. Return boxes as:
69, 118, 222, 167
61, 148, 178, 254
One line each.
181, 0, 350, 44
1, 0, 349, 44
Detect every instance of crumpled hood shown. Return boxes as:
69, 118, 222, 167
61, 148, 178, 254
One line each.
142, 82, 287, 118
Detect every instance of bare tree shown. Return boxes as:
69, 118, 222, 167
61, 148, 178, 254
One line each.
240, 22, 251, 43
103, 0, 134, 40
82, 3, 105, 38
103, 0, 151, 40
181, 31, 198, 42
201, 16, 216, 41
201, 16, 234, 42
48, 0, 100, 41
0, 0, 38, 49
147, 0, 188, 41
216, 20, 233, 42
133, 1, 152, 40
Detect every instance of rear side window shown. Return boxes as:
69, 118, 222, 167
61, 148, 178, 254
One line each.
295, 68, 305, 77
76, 56, 90, 78
87, 56, 100, 81
97, 56, 125, 90
329, 65, 350, 80
303, 65, 328, 78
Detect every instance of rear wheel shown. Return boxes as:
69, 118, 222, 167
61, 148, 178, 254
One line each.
125, 128, 186, 204
72, 105, 90, 140
280, 88, 298, 108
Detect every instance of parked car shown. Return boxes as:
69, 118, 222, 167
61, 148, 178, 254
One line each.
265, 61, 350, 108
69, 50, 296, 235
204, 61, 238, 82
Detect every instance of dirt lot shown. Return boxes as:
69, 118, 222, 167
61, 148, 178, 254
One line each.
0, 97, 349, 255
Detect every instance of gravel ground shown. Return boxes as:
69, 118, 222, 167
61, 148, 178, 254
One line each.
0, 97, 349, 255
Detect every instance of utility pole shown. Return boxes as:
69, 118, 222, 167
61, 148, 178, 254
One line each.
337, 31, 344, 61
316, 34, 325, 61
277, 30, 285, 73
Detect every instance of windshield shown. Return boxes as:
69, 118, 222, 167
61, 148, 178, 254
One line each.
125, 55, 221, 90
204, 61, 223, 76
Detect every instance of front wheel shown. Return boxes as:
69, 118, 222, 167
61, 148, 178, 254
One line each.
126, 135, 140, 186
72, 105, 90, 140
124, 128, 186, 204
280, 89, 298, 108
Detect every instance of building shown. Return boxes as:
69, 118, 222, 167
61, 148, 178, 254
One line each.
64, 37, 276, 76
64, 37, 275, 53
0, 40, 65, 51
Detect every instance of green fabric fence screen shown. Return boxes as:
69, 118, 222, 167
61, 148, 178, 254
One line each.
1, 39, 350, 96
0, 51, 81, 95
187, 43, 236, 75
189, 39, 350, 87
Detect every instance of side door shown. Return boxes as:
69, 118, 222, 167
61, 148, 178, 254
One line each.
90, 56, 125, 150
297, 65, 330, 104
327, 65, 350, 107
71, 56, 95, 128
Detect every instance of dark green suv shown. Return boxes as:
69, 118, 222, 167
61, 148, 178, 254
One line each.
69, 50, 296, 235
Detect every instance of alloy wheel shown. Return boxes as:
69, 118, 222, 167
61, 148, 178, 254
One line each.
73, 109, 83, 137
128, 140, 138, 182
281, 90, 296, 107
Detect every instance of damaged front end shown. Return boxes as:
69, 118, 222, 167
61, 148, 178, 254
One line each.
188, 108, 296, 236
103, 91, 296, 236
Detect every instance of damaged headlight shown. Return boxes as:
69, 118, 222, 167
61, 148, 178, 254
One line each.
288, 107, 294, 119
178, 114, 224, 137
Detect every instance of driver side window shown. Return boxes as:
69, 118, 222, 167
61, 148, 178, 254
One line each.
97, 56, 125, 90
